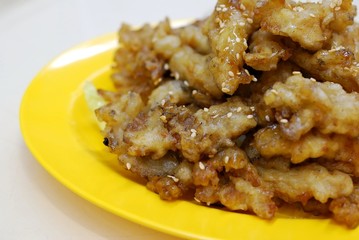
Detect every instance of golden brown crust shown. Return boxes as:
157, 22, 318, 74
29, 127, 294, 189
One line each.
92, 0, 359, 228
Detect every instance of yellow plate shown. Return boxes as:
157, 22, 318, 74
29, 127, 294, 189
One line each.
20, 33, 359, 240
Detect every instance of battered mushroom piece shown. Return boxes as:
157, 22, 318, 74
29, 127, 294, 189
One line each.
264, 75, 359, 140
146, 176, 183, 200
169, 46, 222, 98
118, 153, 184, 200
95, 92, 144, 154
330, 184, 359, 228
255, 159, 354, 204
177, 23, 211, 55
166, 97, 257, 162
249, 62, 299, 126
254, 126, 359, 175
147, 80, 192, 108
244, 29, 291, 71
290, 47, 359, 92
203, 0, 258, 95
329, 23, 359, 60
218, 177, 276, 219
112, 21, 170, 99
192, 147, 276, 219
261, 0, 355, 51
123, 107, 176, 159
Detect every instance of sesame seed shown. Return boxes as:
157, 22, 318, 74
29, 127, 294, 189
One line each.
167, 175, 179, 182
280, 119, 289, 123
168, 91, 173, 95
164, 63, 169, 70
192, 90, 198, 95
236, 37, 241, 43
199, 162, 205, 170
247, 114, 254, 119
252, 77, 258, 82
293, 6, 304, 12
191, 132, 197, 138
174, 72, 180, 80
190, 129, 197, 133
292, 71, 301, 75
184, 81, 189, 86
244, 69, 250, 75
206, 202, 211, 206
208, 154, 214, 158
236, 53, 240, 60
160, 115, 167, 123
309, 13, 316, 18
265, 115, 270, 122
344, 67, 350, 71
161, 99, 166, 106
239, 22, 245, 26
126, 162, 131, 170
246, 18, 253, 24
222, 87, 230, 93
154, 78, 162, 85
236, 107, 242, 112
250, 106, 256, 111
240, 3, 246, 10
227, 112, 233, 118
212, 114, 219, 119
224, 156, 229, 164
194, 197, 201, 203
243, 38, 248, 48
222, 7, 228, 12
310, 77, 316, 82
219, 21, 225, 28
228, 71, 235, 77
204, 107, 209, 112
271, 89, 279, 95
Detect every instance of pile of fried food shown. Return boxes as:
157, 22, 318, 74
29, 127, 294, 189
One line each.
93, 0, 359, 228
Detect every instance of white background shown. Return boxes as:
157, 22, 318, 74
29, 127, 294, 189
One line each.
0, 0, 215, 239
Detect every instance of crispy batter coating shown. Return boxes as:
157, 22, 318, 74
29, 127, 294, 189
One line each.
93, 0, 359, 227
95, 92, 144, 154
290, 47, 359, 92
330, 23, 359, 60
264, 75, 359, 140
330, 184, 359, 229
203, 0, 257, 95
254, 126, 359, 175
219, 177, 276, 219
244, 29, 291, 71
256, 160, 353, 204
165, 97, 257, 162
249, 62, 299, 126
261, 0, 355, 51
124, 107, 176, 159
169, 46, 222, 98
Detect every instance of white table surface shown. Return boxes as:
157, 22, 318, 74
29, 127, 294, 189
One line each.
0, 0, 215, 239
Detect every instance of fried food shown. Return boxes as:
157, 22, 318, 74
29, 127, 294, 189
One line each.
92, 0, 359, 228
254, 126, 359, 175
263, 75, 359, 140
